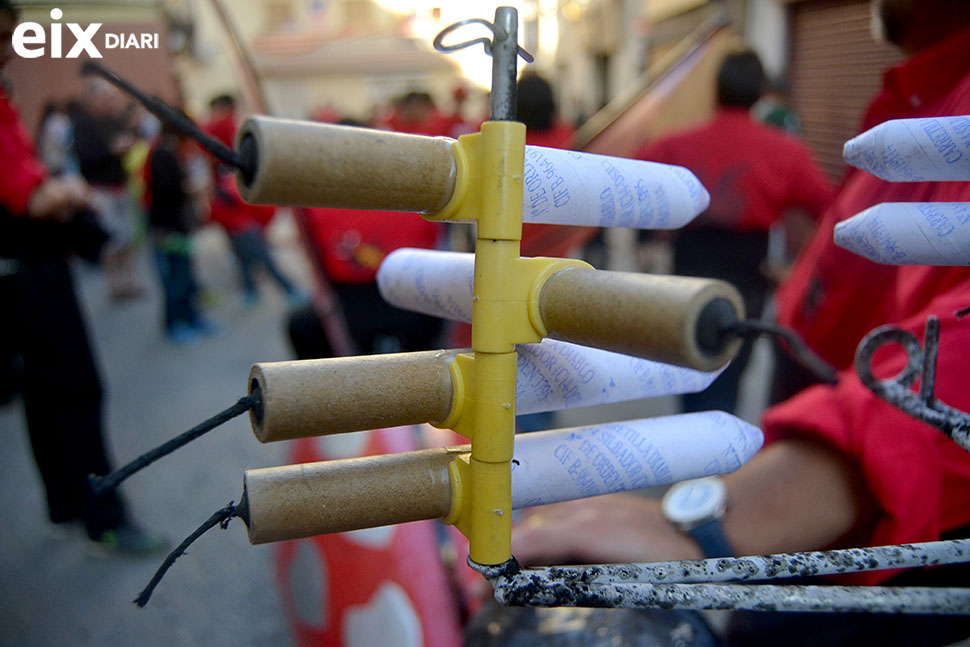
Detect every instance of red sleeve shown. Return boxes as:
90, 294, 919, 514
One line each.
0, 96, 46, 215
762, 277, 970, 583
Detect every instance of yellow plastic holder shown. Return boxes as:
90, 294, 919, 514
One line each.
425, 120, 597, 564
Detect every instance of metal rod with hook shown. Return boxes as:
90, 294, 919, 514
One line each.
432, 6, 535, 121
855, 316, 970, 453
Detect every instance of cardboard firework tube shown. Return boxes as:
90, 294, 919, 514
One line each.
248, 350, 458, 443
244, 446, 465, 544
538, 267, 744, 372
243, 412, 763, 544
235, 116, 457, 213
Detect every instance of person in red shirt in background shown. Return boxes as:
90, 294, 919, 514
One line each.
516, 72, 593, 259
444, 84, 480, 138
510, 1, 970, 644
516, 72, 575, 149
0, 0, 163, 553
209, 166, 303, 307
635, 50, 833, 415
287, 119, 445, 358
379, 91, 454, 137
202, 94, 237, 150
203, 95, 303, 307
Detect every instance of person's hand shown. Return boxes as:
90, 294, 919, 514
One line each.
510, 493, 703, 566
27, 176, 90, 221
472, 494, 703, 602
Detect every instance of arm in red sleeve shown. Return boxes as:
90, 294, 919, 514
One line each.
761, 274, 970, 582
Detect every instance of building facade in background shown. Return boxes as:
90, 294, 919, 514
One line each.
6, 0, 901, 185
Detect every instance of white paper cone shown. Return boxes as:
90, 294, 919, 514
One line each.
522, 146, 710, 229
834, 202, 970, 265
515, 338, 721, 414
843, 116, 970, 182
377, 249, 724, 406
377, 248, 475, 322
510, 412, 763, 508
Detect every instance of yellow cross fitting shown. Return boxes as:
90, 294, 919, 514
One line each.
434, 255, 591, 439
425, 121, 598, 563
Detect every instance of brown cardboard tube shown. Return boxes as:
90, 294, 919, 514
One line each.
538, 267, 744, 372
243, 446, 467, 544
249, 350, 458, 443
235, 116, 457, 213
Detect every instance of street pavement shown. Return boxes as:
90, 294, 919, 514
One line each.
0, 219, 307, 647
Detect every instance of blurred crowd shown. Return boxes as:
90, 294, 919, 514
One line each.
25, 78, 577, 347
25, 81, 494, 349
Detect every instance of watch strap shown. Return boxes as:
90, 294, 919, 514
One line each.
686, 518, 734, 558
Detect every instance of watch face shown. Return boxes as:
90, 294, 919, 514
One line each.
662, 477, 727, 526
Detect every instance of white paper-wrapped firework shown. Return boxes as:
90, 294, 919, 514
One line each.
515, 338, 721, 415
378, 247, 740, 371
510, 411, 763, 508
244, 413, 763, 543
522, 145, 709, 229
248, 339, 723, 443
377, 248, 475, 322
378, 248, 722, 404
834, 202, 970, 265
843, 116, 970, 182
235, 117, 711, 221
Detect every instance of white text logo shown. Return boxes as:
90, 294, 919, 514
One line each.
13, 8, 160, 59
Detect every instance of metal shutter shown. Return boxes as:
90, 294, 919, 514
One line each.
788, 0, 901, 181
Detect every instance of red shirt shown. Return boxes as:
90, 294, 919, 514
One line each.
202, 114, 238, 150
0, 89, 46, 216
380, 110, 454, 137
635, 108, 833, 232
302, 207, 442, 285
209, 172, 275, 234
766, 24, 970, 583
525, 122, 575, 149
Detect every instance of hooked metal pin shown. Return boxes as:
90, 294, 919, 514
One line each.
855, 315, 970, 453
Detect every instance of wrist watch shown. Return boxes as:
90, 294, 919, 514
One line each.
661, 476, 734, 558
